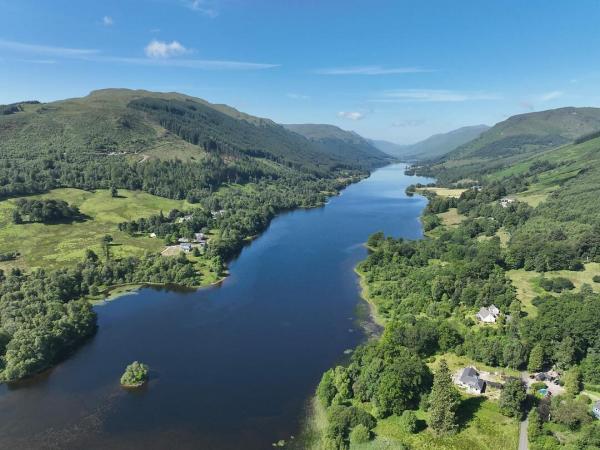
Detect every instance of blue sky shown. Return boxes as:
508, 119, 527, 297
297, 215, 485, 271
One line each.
1, 0, 600, 143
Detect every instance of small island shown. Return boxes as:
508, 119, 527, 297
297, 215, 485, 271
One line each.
120, 361, 149, 388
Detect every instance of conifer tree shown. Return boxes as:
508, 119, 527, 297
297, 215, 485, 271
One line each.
428, 359, 461, 435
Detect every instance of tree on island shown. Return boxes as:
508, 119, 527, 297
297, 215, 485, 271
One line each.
120, 361, 149, 387
428, 359, 461, 435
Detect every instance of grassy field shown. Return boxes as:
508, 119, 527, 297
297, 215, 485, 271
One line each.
417, 187, 466, 198
353, 398, 518, 450
0, 188, 191, 271
439, 208, 466, 227
507, 263, 600, 317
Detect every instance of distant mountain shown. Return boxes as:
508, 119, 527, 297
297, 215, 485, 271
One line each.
368, 139, 409, 158
370, 125, 490, 161
417, 106, 600, 183
283, 123, 393, 168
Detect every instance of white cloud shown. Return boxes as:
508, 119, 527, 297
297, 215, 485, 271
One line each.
374, 89, 500, 103
0, 38, 98, 57
316, 66, 431, 75
337, 111, 364, 120
144, 40, 188, 58
538, 90, 563, 102
186, 0, 219, 18
287, 93, 309, 100
103, 16, 114, 26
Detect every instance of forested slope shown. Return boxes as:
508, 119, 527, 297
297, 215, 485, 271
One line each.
416, 107, 600, 183
308, 112, 600, 449
283, 123, 392, 169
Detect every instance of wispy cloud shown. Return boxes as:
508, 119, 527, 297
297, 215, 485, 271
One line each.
144, 39, 188, 58
373, 89, 501, 103
0, 38, 277, 71
0, 38, 99, 57
90, 55, 279, 70
17, 59, 57, 64
185, 0, 219, 18
316, 65, 432, 75
337, 111, 364, 120
102, 16, 114, 26
287, 93, 310, 100
538, 90, 563, 102
391, 119, 426, 128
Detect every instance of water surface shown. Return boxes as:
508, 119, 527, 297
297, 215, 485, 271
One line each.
0, 164, 431, 449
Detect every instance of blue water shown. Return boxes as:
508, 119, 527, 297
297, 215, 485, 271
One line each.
0, 164, 431, 450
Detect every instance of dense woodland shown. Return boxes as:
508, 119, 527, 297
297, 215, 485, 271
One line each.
12, 198, 82, 224
314, 171, 600, 448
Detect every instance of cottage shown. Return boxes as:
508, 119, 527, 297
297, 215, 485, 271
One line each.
194, 232, 207, 242
456, 367, 486, 394
500, 197, 515, 208
476, 304, 500, 323
179, 243, 193, 253
593, 401, 600, 419
178, 237, 190, 243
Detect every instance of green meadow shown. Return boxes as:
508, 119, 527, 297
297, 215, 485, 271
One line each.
0, 188, 191, 271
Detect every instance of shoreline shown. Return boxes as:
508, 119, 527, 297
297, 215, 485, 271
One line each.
88, 172, 374, 306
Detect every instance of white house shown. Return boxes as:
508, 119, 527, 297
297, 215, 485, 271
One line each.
500, 197, 515, 208
476, 304, 500, 323
593, 401, 600, 419
456, 367, 486, 394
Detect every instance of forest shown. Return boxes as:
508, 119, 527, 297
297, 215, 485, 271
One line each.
311, 164, 600, 448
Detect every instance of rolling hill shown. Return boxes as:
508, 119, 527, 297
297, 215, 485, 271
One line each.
283, 123, 392, 168
420, 107, 600, 183
1, 89, 389, 176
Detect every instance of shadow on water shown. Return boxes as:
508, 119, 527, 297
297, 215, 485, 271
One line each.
0, 164, 434, 450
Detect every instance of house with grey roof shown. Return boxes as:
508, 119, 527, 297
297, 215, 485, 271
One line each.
593, 400, 600, 419
179, 243, 193, 253
476, 304, 500, 323
456, 367, 486, 394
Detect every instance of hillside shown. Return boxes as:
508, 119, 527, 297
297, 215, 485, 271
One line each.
0, 89, 394, 202
283, 123, 392, 168
0, 89, 381, 176
371, 125, 489, 161
420, 107, 600, 183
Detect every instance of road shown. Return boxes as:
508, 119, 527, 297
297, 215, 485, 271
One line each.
519, 416, 528, 450
519, 372, 529, 450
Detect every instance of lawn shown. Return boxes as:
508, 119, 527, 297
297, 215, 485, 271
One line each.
507, 263, 600, 318
0, 188, 191, 271
417, 187, 466, 198
352, 397, 518, 450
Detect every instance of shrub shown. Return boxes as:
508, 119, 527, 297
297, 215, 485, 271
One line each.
399, 410, 418, 433
349, 424, 371, 444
